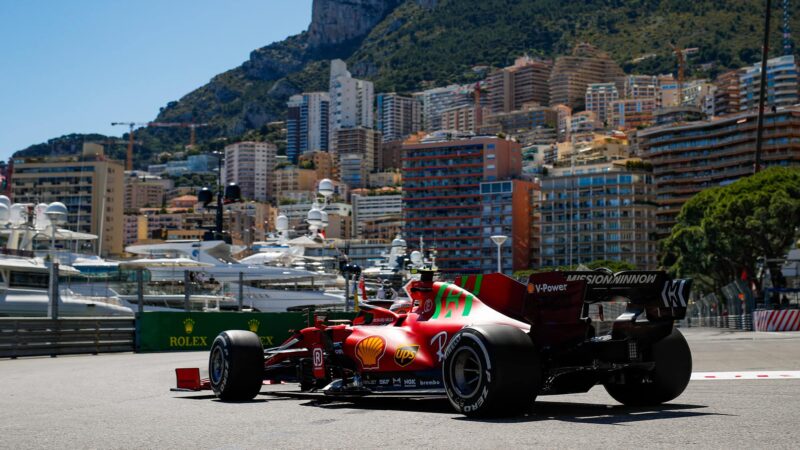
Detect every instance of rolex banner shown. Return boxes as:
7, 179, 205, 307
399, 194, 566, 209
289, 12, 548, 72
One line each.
136, 312, 355, 352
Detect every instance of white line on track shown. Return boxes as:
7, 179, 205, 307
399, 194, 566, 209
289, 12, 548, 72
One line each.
691, 371, 800, 380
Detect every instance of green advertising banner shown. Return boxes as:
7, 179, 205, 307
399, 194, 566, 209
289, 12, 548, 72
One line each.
137, 312, 355, 352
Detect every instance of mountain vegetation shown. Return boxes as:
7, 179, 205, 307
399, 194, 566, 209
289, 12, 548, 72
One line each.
14, 0, 800, 168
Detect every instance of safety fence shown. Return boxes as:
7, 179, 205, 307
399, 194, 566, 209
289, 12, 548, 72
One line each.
678, 314, 754, 331
0, 318, 135, 358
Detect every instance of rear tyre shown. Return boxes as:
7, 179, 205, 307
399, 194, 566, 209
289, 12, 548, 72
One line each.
442, 325, 541, 418
604, 328, 692, 406
209, 330, 264, 401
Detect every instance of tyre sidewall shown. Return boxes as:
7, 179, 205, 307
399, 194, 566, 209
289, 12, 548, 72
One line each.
210, 333, 233, 397
442, 330, 493, 415
208, 330, 263, 401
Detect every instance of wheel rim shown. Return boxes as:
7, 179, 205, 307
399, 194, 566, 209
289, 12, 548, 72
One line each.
450, 346, 483, 398
210, 346, 224, 384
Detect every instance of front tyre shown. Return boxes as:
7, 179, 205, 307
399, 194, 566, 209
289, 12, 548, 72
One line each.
209, 330, 264, 401
442, 325, 541, 418
604, 328, 692, 406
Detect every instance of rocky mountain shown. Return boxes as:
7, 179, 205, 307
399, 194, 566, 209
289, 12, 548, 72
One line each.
15, 0, 799, 167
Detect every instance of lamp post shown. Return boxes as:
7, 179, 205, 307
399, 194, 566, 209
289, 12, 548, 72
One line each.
213, 151, 224, 237
490, 235, 508, 274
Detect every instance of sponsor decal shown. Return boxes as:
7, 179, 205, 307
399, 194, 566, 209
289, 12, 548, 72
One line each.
393, 345, 420, 367
355, 336, 386, 370
247, 319, 260, 333
403, 378, 417, 388
312, 348, 323, 368
419, 379, 442, 387
333, 342, 344, 355
423, 298, 434, 313
565, 273, 658, 285
372, 317, 395, 325
431, 284, 474, 319
532, 283, 568, 293
430, 331, 448, 362
169, 318, 208, 347
169, 336, 208, 347
392, 377, 402, 386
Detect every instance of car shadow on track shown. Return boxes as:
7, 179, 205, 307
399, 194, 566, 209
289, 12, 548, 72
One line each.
268, 392, 723, 424
458, 401, 726, 425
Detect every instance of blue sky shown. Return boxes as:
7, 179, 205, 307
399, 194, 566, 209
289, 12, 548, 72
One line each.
0, 0, 312, 159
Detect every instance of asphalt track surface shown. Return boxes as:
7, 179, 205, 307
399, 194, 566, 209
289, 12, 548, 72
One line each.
3, 328, 800, 449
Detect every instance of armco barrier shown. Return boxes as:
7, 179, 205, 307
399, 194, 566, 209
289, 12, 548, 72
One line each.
136, 311, 356, 352
0, 318, 135, 358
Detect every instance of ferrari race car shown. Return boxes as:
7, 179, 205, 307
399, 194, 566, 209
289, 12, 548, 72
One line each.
196, 269, 693, 417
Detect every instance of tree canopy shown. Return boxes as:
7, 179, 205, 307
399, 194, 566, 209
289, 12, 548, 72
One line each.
660, 167, 800, 294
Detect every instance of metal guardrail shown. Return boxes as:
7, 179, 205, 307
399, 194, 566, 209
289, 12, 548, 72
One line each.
0, 318, 135, 358
679, 314, 754, 331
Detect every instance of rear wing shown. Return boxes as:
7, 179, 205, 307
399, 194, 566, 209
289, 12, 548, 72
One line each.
560, 270, 691, 308
528, 270, 692, 322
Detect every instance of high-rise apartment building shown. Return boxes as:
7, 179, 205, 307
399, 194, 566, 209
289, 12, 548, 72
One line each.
479, 106, 558, 145
402, 136, 530, 274
440, 105, 484, 133
273, 166, 318, 203
485, 56, 552, 114
376, 93, 421, 143
10, 144, 124, 256
351, 192, 403, 239
608, 98, 657, 129
738, 55, 799, 112
224, 141, 276, 202
124, 174, 170, 209
620, 75, 659, 100
712, 70, 742, 117
415, 84, 474, 131
638, 108, 800, 235
539, 161, 658, 269
333, 127, 381, 188
329, 59, 374, 136
549, 43, 625, 110
585, 82, 619, 125
287, 92, 330, 163
657, 74, 680, 108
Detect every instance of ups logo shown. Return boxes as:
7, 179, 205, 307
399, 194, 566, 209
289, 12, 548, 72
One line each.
394, 345, 419, 367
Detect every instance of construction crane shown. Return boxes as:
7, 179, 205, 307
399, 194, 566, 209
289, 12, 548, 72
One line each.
111, 121, 210, 170
147, 122, 210, 149
669, 43, 686, 106
110, 122, 149, 171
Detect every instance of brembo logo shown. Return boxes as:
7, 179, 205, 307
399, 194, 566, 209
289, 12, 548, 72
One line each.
534, 284, 568, 293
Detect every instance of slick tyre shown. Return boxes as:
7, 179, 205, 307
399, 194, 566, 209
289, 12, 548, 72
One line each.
442, 325, 541, 418
604, 328, 692, 406
209, 330, 264, 401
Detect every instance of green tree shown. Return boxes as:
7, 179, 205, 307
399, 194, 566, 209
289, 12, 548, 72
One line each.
660, 167, 800, 294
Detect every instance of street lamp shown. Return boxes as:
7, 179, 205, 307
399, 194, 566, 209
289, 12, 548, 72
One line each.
491, 235, 508, 273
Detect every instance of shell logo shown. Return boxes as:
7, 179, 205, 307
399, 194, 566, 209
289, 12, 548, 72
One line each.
355, 336, 386, 369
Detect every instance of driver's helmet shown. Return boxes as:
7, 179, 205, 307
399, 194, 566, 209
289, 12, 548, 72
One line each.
389, 299, 412, 314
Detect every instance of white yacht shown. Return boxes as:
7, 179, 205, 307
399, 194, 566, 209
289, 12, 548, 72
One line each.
0, 200, 133, 317
124, 240, 344, 312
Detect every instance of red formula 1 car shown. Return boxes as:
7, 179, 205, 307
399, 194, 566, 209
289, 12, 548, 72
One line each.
201, 269, 693, 417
